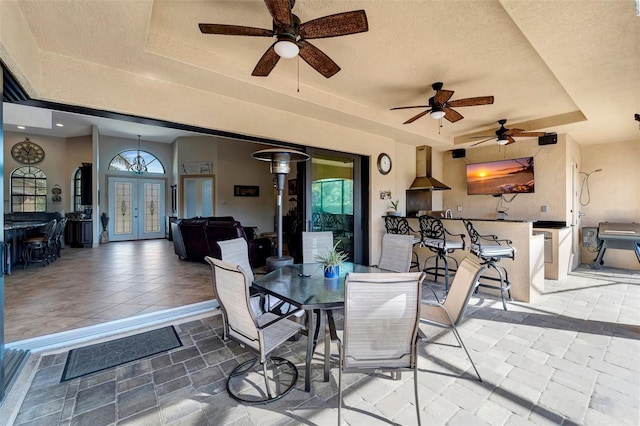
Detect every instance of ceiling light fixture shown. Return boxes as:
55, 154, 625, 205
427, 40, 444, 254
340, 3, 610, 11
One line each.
274, 39, 299, 59
17, 125, 25, 130
55, 123, 64, 127
496, 138, 509, 146
430, 107, 445, 120
130, 135, 147, 175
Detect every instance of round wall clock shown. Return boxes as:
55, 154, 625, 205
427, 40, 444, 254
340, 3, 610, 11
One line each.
11, 138, 45, 164
377, 153, 392, 175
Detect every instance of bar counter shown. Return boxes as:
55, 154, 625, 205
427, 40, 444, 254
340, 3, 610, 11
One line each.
401, 216, 544, 303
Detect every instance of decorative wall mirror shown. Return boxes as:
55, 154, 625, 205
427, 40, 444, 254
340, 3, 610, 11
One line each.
180, 175, 215, 218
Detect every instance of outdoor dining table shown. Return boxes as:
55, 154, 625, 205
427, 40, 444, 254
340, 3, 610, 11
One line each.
252, 262, 381, 392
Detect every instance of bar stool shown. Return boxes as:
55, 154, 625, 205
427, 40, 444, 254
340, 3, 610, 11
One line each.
22, 219, 57, 268
419, 215, 466, 293
384, 216, 420, 270
462, 219, 515, 311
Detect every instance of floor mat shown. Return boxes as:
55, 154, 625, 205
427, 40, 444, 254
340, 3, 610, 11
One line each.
61, 326, 182, 382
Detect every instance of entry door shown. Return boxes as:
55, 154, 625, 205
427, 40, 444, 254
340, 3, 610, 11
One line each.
108, 177, 165, 241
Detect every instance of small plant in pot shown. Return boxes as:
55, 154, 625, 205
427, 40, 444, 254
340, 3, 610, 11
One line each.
315, 241, 349, 279
387, 200, 401, 216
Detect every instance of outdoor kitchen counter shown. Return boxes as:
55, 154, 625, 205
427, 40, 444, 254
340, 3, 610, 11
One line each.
406, 217, 544, 303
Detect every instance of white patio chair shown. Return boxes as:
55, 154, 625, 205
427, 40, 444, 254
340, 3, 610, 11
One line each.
205, 257, 304, 404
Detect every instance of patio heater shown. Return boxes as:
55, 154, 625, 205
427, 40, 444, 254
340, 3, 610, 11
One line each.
252, 148, 310, 271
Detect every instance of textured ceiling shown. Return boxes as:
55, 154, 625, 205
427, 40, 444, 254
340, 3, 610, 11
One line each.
2, 0, 639, 150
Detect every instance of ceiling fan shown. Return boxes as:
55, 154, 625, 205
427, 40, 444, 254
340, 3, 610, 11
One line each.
390, 82, 494, 124
198, 0, 368, 78
471, 119, 547, 146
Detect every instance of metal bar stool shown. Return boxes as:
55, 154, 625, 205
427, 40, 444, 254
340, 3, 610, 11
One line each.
383, 216, 421, 270
462, 219, 515, 311
419, 215, 466, 293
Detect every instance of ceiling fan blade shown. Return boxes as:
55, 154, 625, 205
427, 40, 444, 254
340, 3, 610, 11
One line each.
434, 89, 454, 105
444, 108, 464, 123
298, 40, 340, 78
199, 23, 273, 37
447, 96, 494, 108
299, 10, 369, 39
504, 128, 524, 136
251, 44, 281, 77
471, 137, 495, 147
403, 109, 431, 124
264, 0, 292, 27
390, 105, 430, 110
505, 136, 517, 145
513, 131, 546, 138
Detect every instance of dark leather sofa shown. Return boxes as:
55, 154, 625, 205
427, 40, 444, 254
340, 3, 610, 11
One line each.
172, 217, 272, 268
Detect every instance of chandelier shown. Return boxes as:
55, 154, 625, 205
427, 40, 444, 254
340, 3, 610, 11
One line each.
130, 135, 147, 175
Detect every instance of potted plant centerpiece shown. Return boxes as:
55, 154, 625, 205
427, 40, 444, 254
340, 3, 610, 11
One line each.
315, 241, 349, 279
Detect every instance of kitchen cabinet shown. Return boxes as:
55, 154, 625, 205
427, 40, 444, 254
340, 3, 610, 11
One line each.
65, 219, 93, 248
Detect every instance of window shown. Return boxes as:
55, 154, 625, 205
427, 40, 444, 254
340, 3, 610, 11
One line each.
11, 166, 47, 212
73, 168, 82, 212
311, 179, 353, 214
108, 150, 165, 174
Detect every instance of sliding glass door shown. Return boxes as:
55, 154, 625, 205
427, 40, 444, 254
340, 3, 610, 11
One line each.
304, 149, 363, 263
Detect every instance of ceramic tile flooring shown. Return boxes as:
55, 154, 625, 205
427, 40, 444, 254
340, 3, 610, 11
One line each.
4, 239, 213, 343
1, 240, 639, 425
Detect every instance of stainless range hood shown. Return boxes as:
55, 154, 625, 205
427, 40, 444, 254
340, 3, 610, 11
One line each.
408, 145, 451, 190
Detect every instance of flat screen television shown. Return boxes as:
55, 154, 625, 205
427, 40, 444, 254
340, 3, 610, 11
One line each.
466, 156, 535, 195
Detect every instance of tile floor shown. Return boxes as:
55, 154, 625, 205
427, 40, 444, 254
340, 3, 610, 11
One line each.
1, 241, 639, 425
4, 240, 213, 343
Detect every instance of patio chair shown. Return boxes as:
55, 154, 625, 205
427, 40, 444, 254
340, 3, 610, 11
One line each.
383, 216, 421, 270
205, 257, 304, 404
302, 231, 334, 263
420, 256, 484, 382
331, 271, 426, 425
462, 219, 515, 311
376, 233, 415, 273
217, 238, 276, 315
419, 215, 466, 293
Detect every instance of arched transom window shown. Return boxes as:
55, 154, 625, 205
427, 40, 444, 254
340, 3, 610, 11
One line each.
11, 166, 47, 212
108, 150, 165, 174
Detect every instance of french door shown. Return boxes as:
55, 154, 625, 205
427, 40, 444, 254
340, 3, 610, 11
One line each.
108, 177, 165, 241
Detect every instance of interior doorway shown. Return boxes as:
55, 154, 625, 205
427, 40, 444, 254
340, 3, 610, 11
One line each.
107, 176, 166, 241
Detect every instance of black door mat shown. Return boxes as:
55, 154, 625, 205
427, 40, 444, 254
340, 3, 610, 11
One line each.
61, 326, 182, 382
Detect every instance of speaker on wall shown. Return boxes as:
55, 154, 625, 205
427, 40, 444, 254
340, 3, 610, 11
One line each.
452, 148, 466, 159
538, 133, 558, 146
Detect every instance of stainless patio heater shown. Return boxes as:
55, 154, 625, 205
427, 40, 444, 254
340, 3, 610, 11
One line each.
251, 148, 310, 271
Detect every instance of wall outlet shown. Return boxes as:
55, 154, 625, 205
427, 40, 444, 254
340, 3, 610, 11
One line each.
582, 227, 598, 247
541, 205, 547, 212
457, 206, 462, 211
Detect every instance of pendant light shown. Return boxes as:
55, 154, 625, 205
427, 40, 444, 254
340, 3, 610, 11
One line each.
131, 135, 147, 175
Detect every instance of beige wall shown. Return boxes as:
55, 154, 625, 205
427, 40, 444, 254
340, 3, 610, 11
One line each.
577, 141, 640, 270
3, 132, 89, 214
442, 137, 639, 270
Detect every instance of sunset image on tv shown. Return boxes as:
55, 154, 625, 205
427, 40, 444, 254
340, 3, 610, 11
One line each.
466, 157, 535, 195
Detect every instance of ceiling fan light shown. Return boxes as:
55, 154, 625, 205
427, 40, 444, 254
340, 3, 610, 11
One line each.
497, 138, 509, 145
274, 40, 299, 59
430, 109, 445, 120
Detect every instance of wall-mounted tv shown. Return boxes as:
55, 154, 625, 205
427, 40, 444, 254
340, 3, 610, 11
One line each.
466, 156, 535, 195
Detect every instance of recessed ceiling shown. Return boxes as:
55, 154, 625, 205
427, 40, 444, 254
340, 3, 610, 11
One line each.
2, 0, 638, 150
